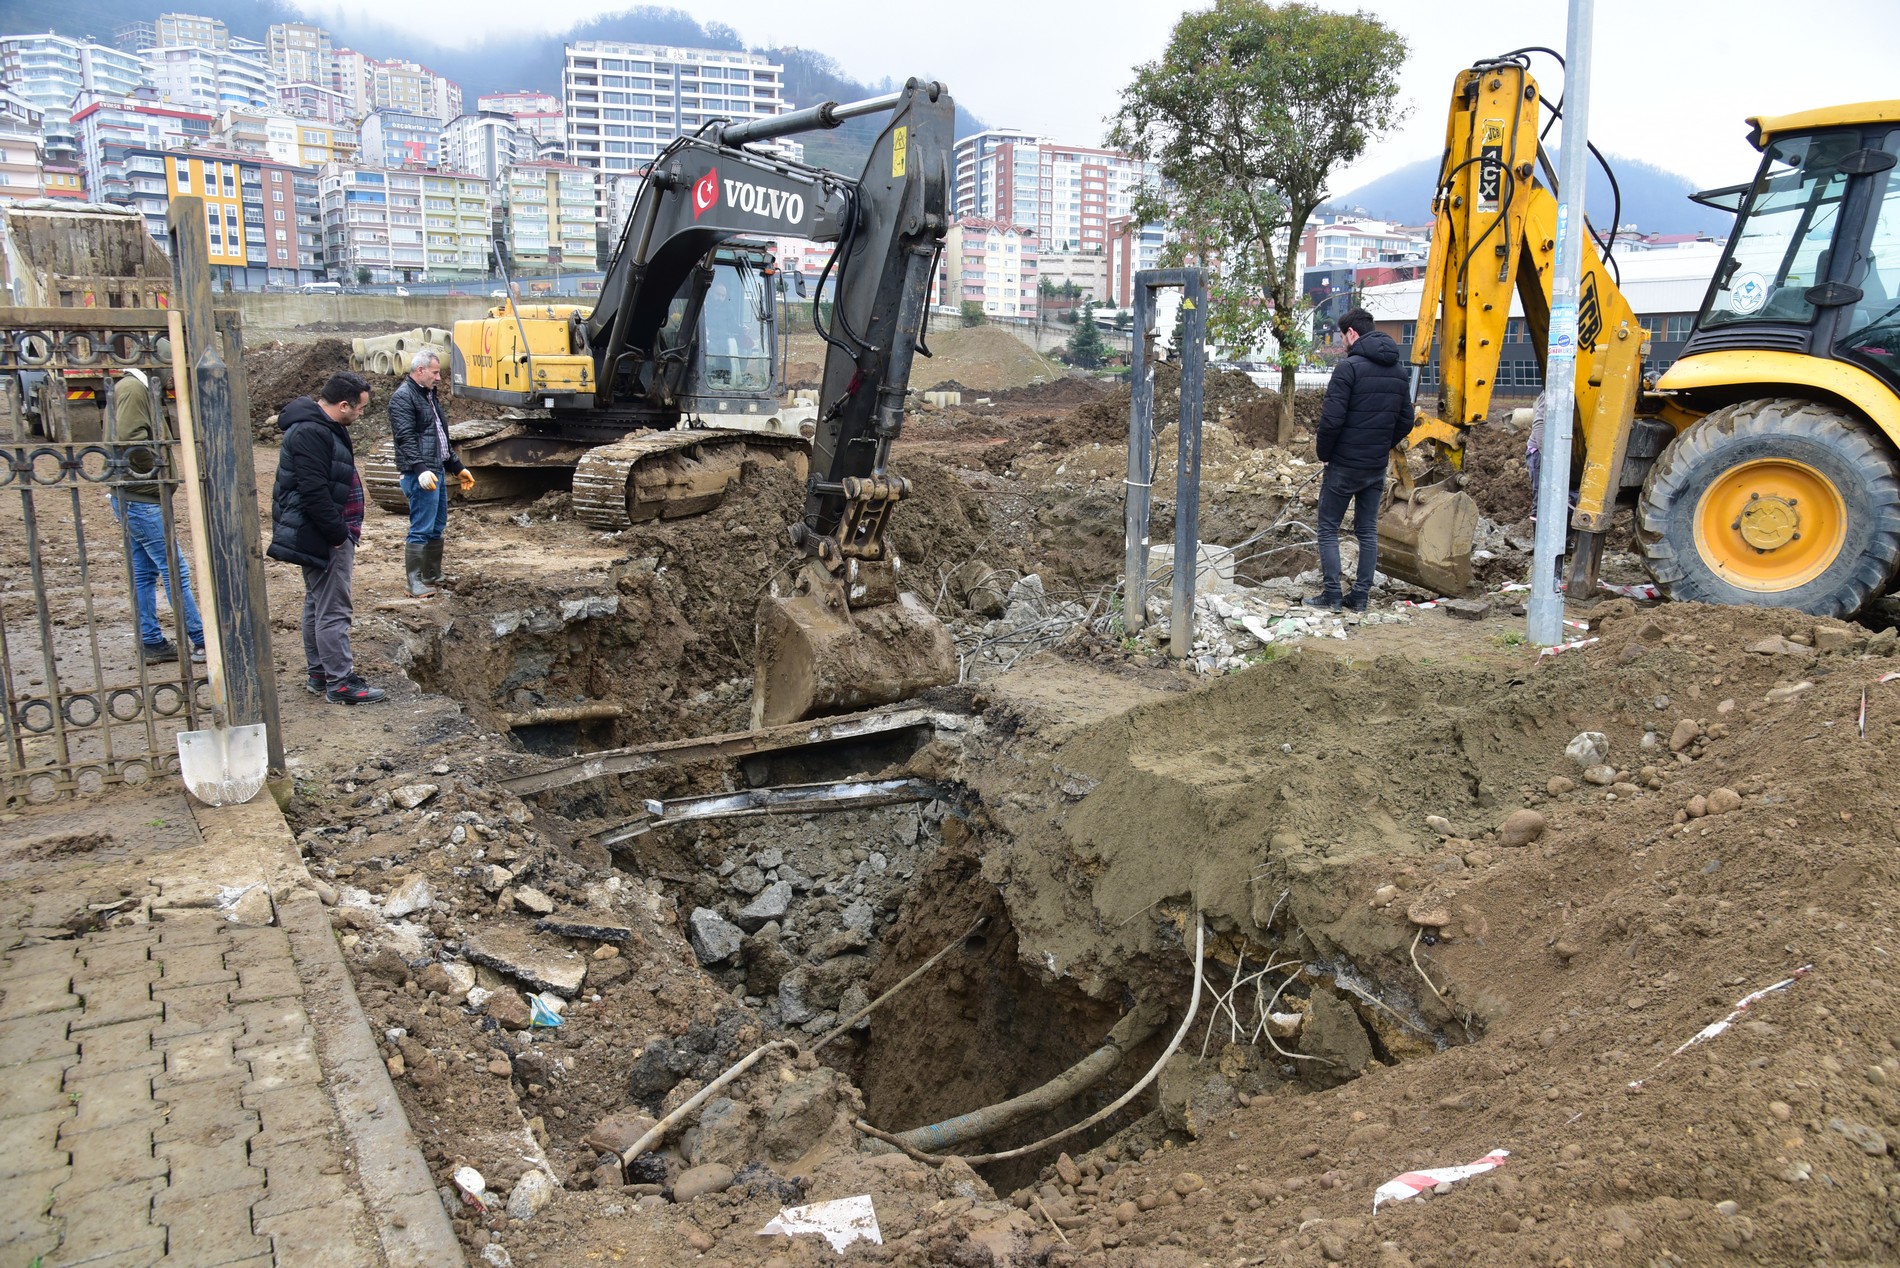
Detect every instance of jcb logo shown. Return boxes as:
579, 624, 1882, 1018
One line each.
1579, 271, 1603, 351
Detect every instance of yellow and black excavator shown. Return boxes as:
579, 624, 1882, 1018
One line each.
1384, 51, 1900, 617
389, 81, 962, 723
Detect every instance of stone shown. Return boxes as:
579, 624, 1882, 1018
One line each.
1497, 809, 1547, 847
688, 909, 744, 965
391, 783, 439, 809
224, 884, 275, 926
1581, 764, 1616, 786
762, 1068, 850, 1161
1547, 776, 1576, 797
840, 900, 876, 937
415, 962, 458, 996
1748, 636, 1814, 658
1424, 815, 1452, 836
505, 1169, 557, 1219
382, 875, 434, 918
1055, 1153, 1082, 1187
735, 880, 793, 930
778, 968, 816, 1025
513, 887, 556, 916
1686, 794, 1708, 818
485, 987, 533, 1031
481, 865, 513, 892
1828, 1118, 1888, 1156
481, 1247, 514, 1268
462, 926, 589, 997
1441, 598, 1491, 620
537, 915, 633, 942
1766, 681, 1814, 704
1707, 787, 1743, 815
1565, 732, 1609, 767
1810, 623, 1857, 653
583, 1108, 659, 1158
729, 865, 767, 897
673, 1163, 736, 1203
1670, 719, 1702, 752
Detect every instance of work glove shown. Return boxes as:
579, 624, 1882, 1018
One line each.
418, 470, 438, 491
458, 469, 475, 493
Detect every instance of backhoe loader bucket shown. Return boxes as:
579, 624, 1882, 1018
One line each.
753, 588, 957, 729
1377, 481, 1480, 597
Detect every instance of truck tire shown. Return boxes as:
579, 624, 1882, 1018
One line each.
1636, 397, 1900, 617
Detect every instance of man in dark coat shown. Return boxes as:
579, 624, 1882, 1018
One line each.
387, 350, 471, 598
1308, 308, 1413, 612
267, 372, 386, 704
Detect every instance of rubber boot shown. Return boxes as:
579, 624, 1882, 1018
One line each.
422, 539, 448, 587
404, 543, 438, 598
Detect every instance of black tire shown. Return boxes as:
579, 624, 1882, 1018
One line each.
1636, 397, 1900, 617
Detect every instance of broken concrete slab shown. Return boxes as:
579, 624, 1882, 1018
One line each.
735, 880, 793, 930
383, 875, 434, 918
1441, 598, 1491, 621
688, 909, 743, 965
512, 887, 555, 916
462, 926, 588, 997
536, 915, 633, 943
391, 783, 439, 809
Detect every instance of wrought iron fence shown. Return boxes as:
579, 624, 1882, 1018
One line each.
0, 310, 210, 803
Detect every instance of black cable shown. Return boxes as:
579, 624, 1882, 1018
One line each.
1533, 92, 1624, 283
810, 186, 859, 356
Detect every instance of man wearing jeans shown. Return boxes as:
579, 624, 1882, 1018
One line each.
267, 373, 385, 705
387, 350, 472, 598
105, 368, 205, 665
1308, 308, 1413, 613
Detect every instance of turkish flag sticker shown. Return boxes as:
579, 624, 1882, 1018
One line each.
692, 169, 719, 220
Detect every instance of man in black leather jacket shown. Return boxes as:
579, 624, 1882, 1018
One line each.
1308, 308, 1412, 612
387, 350, 471, 597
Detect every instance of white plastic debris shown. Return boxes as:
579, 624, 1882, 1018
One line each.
1629, 965, 1812, 1090
1372, 1148, 1509, 1211
1538, 636, 1599, 658
453, 1165, 489, 1211
759, 1194, 882, 1254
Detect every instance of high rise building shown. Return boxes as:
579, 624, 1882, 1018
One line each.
937, 217, 1039, 318
0, 91, 44, 204
69, 89, 213, 206
318, 163, 489, 283
278, 82, 354, 125
155, 13, 229, 51
562, 41, 789, 215
267, 22, 333, 89
144, 43, 274, 114
0, 35, 148, 154
479, 91, 565, 159
114, 22, 157, 54
333, 50, 461, 123
499, 162, 598, 271
952, 129, 1040, 219
955, 132, 1159, 257
359, 108, 444, 168
441, 112, 534, 181
115, 145, 320, 286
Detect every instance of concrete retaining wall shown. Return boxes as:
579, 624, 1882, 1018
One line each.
230, 293, 498, 330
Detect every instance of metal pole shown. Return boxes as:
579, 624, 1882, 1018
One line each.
1170, 272, 1207, 660
1528, 0, 1595, 646
1124, 282, 1155, 634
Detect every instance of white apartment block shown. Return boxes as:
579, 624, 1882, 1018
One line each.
333, 50, 461, 123
267, 23, 332, 89
0, 92, 43, 204
1299, 217, 1428, 268
442, 113, 535, 182
156, 13, 228, 51
278, 82, 353, 125
938, 217, 1039, 318
957, 132, 1158, 257
479, 90, 560, 117
563, 41, 788, 214
144, 44, 274, 114
320, 163, 490, 282
0, 34, 148, 152
215, 108, 302, 166
500, 162, 598, 270
952, 129, 1039, 219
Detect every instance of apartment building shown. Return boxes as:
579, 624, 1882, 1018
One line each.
1107, 216, 1167, 307
1038, 251, 1110, 304
319, 163, 489, 283
1298, 217, 1427, 268
156, 13, 228, 51
114, 23, 157, 54
562, 41, 789, 214
267, 22, 332, 88
70, 90, 213, 206
214, 108, 298, 164
144, 43, 274, 114
938, 217, 1039, 318
441, 112, 534, 182
956, 131, 1158, 257
107, 145, 319, 285
0, 34, 148, 153
40, 162, 84, 199
480, 91, 560, 117
499, 162, 598, 270
0, 93, 42, 204
360, 108, 443, 168
952, 129, 1039, 219
333, 50, 461, 123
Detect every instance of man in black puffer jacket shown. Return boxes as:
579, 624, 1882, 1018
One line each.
267, 372, 386, 704
1308, 308, 1413, 612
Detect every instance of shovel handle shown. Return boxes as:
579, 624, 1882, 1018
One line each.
166, 310, 229, 725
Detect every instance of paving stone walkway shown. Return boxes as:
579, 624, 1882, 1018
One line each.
0, 793, 461, 1267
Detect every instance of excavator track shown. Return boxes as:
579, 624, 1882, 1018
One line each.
572, 429, 809, 530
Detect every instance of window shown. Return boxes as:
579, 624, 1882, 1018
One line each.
275, 229, 286, 240
175, 159, 192, 193
272, 189, 282, 202
1664, 315, 1694, 342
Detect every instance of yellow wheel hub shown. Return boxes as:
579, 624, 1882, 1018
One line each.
1693, 458, 1847, 592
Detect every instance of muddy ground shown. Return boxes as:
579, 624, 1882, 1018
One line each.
13, 319, 1900, 1267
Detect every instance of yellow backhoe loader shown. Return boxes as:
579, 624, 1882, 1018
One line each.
1384, 52, 1900, 617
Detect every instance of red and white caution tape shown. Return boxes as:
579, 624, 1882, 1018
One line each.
1538, 637, 1599, 658
1372, 1149, 1510, 1211
1628, 965, 1812, 1090
1599, 581, 1661, 600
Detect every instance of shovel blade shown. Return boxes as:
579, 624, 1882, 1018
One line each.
1377, 484, 1480, 596
752, 591, 956, 729
177, 723, 269, 806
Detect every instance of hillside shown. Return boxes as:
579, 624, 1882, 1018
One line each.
4, 1, 985, 176
1330, 151, 1735, 239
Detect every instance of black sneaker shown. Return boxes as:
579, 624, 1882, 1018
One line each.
1303, 593, 1342, 612
1343, 591, 1370, 613
326, 675, 388, 705
304, 670, 327, 696
141, 639, 179, 664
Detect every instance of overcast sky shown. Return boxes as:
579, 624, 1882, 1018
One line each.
303, 0, 1899, 192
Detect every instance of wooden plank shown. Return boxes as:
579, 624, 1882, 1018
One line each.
2, 307, 236, 331
497, 704, 967, 796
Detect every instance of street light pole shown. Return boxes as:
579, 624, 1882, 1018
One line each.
1528, 0, 1595, 646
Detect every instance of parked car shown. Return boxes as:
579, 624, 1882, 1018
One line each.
489, 288, 508, 298
394, 286, 410, 297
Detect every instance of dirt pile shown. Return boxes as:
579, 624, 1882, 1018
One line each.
244, 336, 353, 431
787, 325, 1067, 393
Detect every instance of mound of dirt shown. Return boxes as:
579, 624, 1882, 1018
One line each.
989, 377, 1108, 408
245, 337, 353, 429
1230, 386, 1328, 447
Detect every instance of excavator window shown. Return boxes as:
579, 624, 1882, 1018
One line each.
698, 260, 772, 394
1703, 131, 1857, 328
1836, 130, 1900, 386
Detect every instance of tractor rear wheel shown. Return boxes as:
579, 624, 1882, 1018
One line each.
1636, 397, 1900, 617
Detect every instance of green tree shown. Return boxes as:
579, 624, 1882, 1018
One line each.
354, 266, 372, 286
1067, 300, 1108, 369
959, 300, 987, 327
1111, 0, 1406, 442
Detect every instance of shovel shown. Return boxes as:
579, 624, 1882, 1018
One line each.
167, 309, 267, 805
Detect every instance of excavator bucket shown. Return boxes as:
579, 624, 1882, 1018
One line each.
753, 588, 957, 729
1376, 481, 1480, 597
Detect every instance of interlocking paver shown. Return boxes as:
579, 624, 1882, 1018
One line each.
151, 1135, 264, 1204
70, 1018, 162, 1076
229, 1000, 311, 1050
254, 1198, 378, 1267
152, 917, 229, 948
150, 981, 245, 1040
77, 942, 154, 976
151, 1078, 258, 1147
227, 965, 301, 1005
0, 1007, 78, 1067
44, 1181, 166, 1266
0, 1107, 72, 1179
235, 1035, 323, 1094
0, 968, 82, 1021
243, 1084, 338, 1149
154, 1027, 245, 1089
67, 974, 162, 1033
61, 1071, 163, 1137
249, 1134, 357, 1220
0, 1056, 71, 1121
3, 940, 84, 978
151, 940, 236, 990
219, 926, 295, 967
58, 1129, 169, 1200
150, 1192, 272, 1265
0, 1168, 61, 1245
